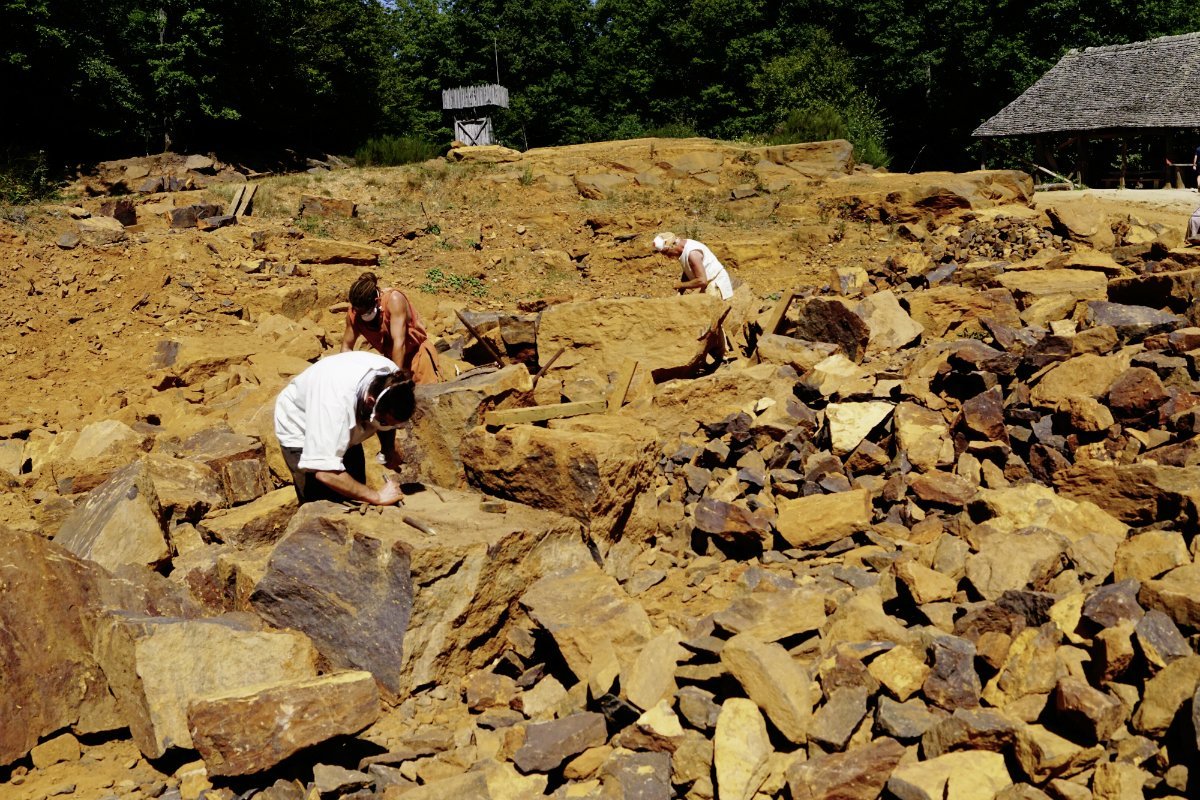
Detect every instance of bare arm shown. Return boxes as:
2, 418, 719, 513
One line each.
675, 251, 709, 293
340, 317, 359, 353
386, 294, 409, 367
311, 469, 403, 505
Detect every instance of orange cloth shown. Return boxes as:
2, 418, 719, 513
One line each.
347, 288, 442, 384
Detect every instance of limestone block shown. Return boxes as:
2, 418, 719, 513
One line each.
253, 489, 587, 696
521, 560, 653, 686
54, 461, 170, 571
94, 614, 318, 758
461, 415, 657, 541
188, 671, 379, 776
775, 489, 872, 548
714, 698, 772, 800
536, 294, 724, 386
402, 364, 533, 487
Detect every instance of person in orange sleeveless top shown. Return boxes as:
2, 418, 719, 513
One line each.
340, 272, 443, 385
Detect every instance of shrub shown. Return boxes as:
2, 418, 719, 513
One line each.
642, 121, 700, 139
0, 150, 57, 205
354, 136, 441, 167
767, 107, 848, 146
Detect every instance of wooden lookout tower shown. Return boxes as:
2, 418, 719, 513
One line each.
442, 84, 509, 146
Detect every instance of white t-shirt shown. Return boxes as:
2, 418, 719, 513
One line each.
679, 240, 733, 300
274, 351, 397, 471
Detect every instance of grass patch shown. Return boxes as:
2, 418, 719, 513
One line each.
355, 136, 442, 167
419, 266, 487, 297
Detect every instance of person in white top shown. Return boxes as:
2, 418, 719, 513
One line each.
274, 351, 415, 506
652, 232, 734, 300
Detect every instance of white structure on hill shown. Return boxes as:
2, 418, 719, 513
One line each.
442, 84, 509, 146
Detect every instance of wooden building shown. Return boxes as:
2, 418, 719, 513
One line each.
974, 32, 1200, 188
442, 84, 509, 147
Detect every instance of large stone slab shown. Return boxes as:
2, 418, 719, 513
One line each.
827, 402, 894, 455
1140, 562, 1200, 629
161, 426, 272, 505
0, 530, 196, 767
776, 489, 872, 548
520, 560, 653, 686
513, 712, 607, 774
461, 415, 657, 541
54, 460, 170, 571
969, 484, 1128, 580
188, 671, 380, 776
1029, 352, 1133, 408
998, 269, 1107, 309
887, 750, 1011, 800
44, 419, 149, 494
252, 489, 586, 696
787, 738, 905, 800
965, 528, 1069, 601
894, 402, 954, 472
1054, 461, 1200, 526
630, 362, 799, 443
94, 614, 318, 758
401, 365, 534, 487
198, 487, 297, 547
859, 290, 924, 354
721, 634, 813, 744
150, 334, 257, 387
293, 238, 382, 265
536, 294, 725, 385
906, 287, 1021, 339
714, 698, 772, 800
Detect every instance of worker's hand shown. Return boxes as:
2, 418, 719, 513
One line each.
374, 477, 404, 506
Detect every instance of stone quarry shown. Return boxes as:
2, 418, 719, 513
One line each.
2, 137, 1200, 800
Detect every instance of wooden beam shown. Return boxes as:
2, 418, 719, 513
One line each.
225, 186, 246, 217
485, 399, 606, 426
762, 290, 796, 337
456, 310, 506, 366
235, 184, 258, 216
607, 360, 638, 413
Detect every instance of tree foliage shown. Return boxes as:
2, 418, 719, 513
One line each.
5, 0, 1200, 194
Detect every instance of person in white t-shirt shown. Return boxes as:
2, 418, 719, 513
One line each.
651, 232, 734, 300
274, 351, 415, 505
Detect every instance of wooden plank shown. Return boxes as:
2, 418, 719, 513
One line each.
235, 183, 258, 216
607, 360, 638, 413
485, 399, 606, 426
224, 185, 246, 217
762, 290, 796, 337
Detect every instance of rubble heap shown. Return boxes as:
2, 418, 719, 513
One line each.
3, 147, 1200, 800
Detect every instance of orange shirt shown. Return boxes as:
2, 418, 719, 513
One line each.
347, 288, 430, 373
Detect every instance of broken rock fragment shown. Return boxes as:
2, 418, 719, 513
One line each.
188, 671, 380, 776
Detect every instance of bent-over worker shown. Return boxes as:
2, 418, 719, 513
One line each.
1188, 204, 1200, 246
274, 351, 415, 506
651, 232, 734, 300
342, 271, 443, 384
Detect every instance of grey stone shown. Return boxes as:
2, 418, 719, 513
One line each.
513, 712, 607, 773
876, 697, 943, 740
923, 636, 981, 710
809, 686, 868, 750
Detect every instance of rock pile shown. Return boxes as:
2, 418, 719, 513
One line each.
4, 153, 1200, 800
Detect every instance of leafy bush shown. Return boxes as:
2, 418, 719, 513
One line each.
354, 136, 441, 167
768, 107, 848, 145
642, 121, 700, 139
0, 150, 57, 205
